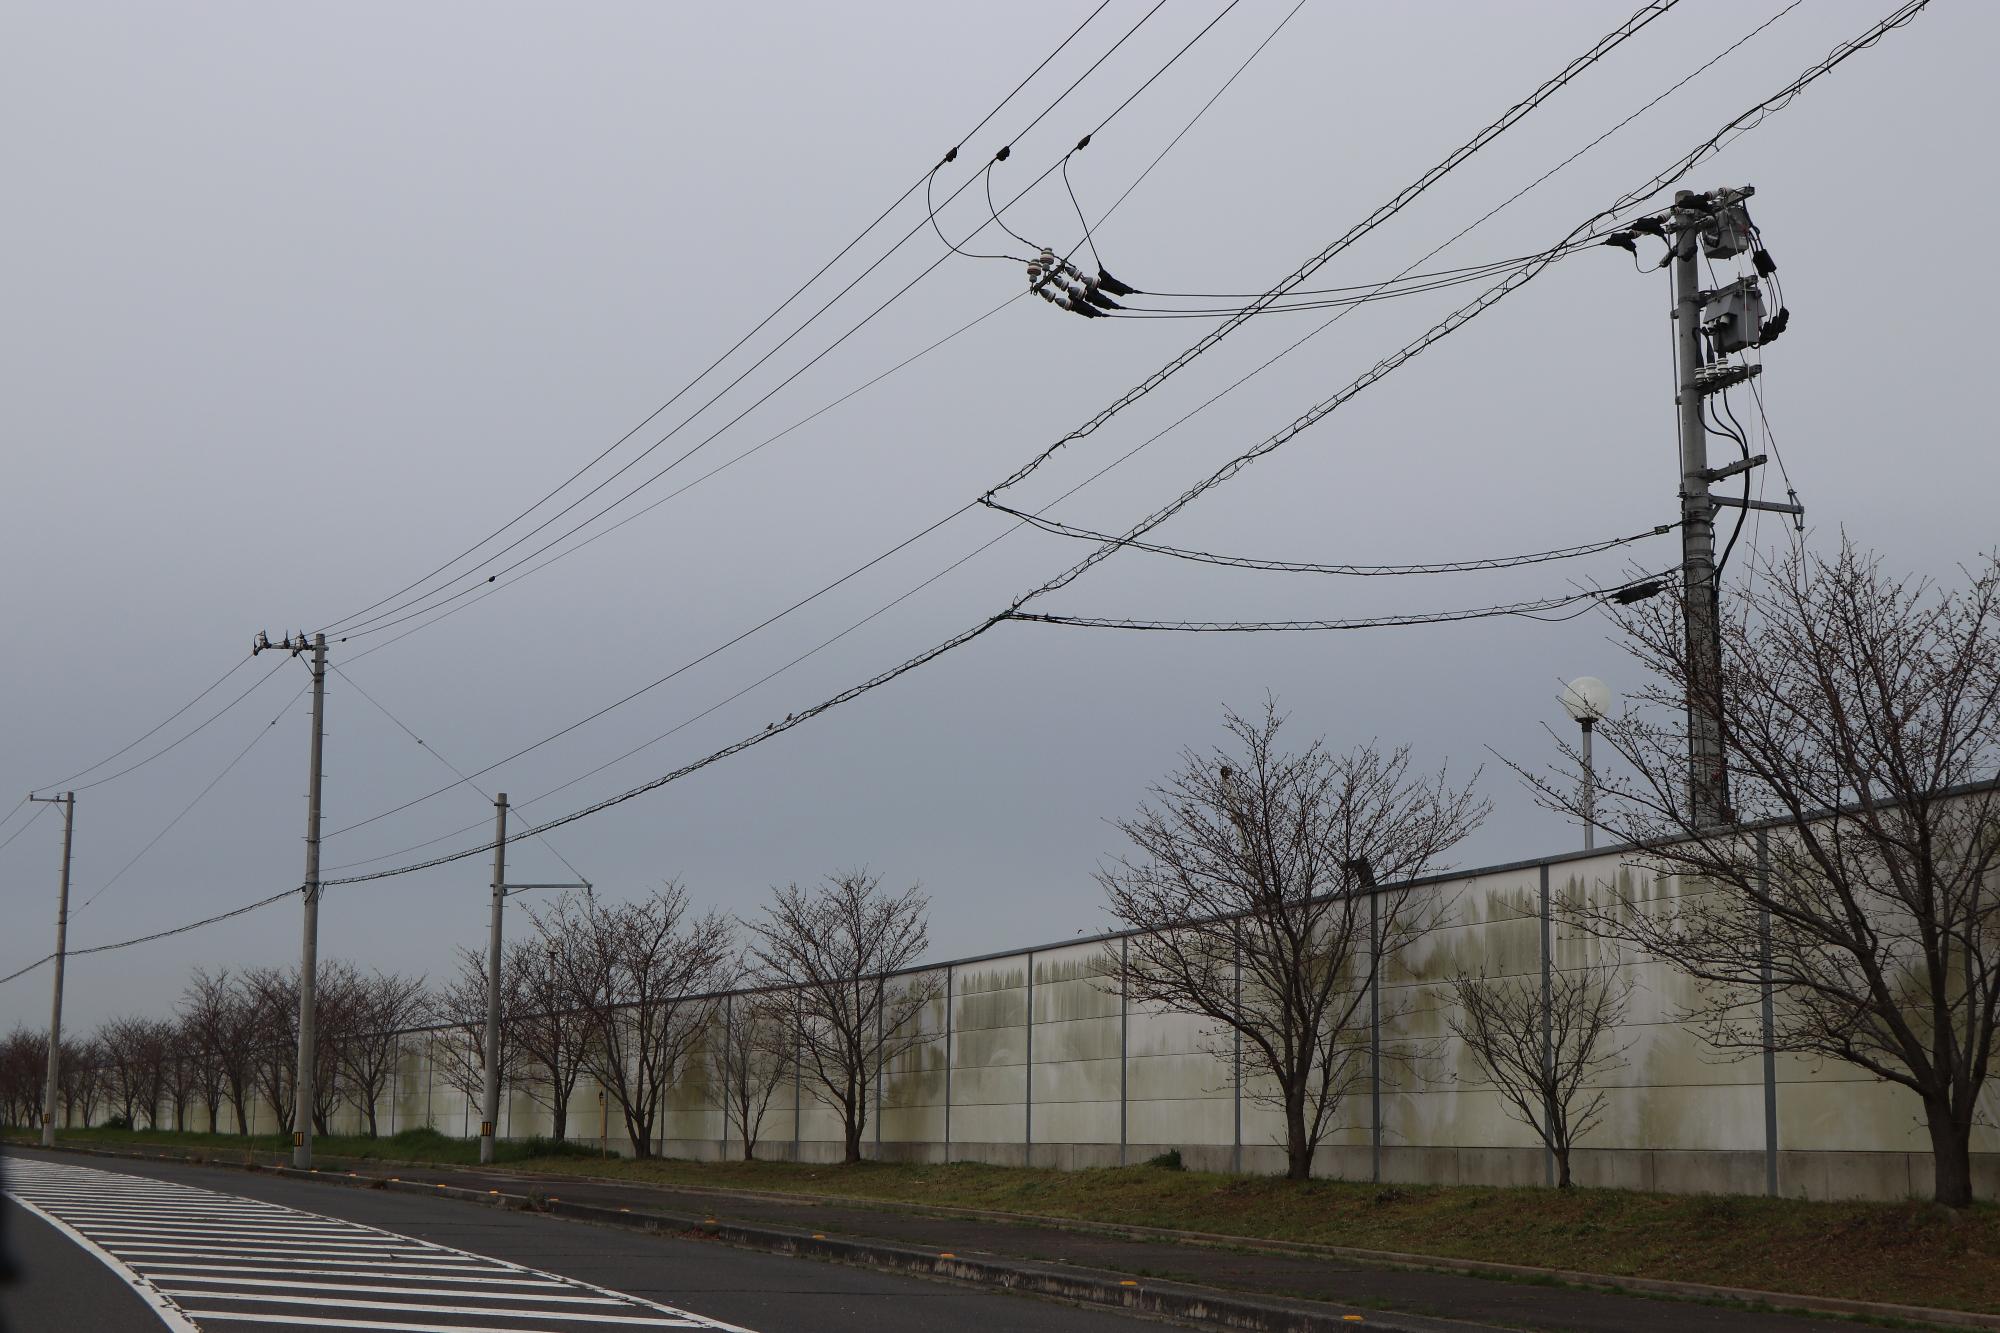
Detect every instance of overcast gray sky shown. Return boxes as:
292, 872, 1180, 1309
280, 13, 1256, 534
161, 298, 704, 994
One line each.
3, 0, 1993, 1032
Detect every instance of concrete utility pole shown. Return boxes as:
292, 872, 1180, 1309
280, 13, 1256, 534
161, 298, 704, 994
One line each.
481, 793, 587, 1165
1669, 190, 1729, 829
481, 794, 507, 1165
254, 630, 326, 1168
28, 790, 74, 1148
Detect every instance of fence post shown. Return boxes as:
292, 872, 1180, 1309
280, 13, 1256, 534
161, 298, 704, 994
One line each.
1758, 828, 1778, 1197
1232, 942, 1243, 1175
944, 964, 954, 1163
1119, 937, 1129, 1167
1023, 950, 1034, 1168
1370, 887, 1382, 1184
1540, 862, 1554, 1188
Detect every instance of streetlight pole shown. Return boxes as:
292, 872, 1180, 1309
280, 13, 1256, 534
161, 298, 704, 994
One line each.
1560, 677, 1613, 851
28, 790, 74, 1148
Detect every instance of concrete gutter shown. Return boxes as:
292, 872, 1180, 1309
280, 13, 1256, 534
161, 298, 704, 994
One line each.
13, 1140, 1997, 1333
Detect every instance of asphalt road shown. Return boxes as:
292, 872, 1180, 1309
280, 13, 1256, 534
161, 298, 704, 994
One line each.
0, 1149, 1200, 1333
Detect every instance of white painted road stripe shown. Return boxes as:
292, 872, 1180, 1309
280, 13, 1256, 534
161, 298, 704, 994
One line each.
4, 1156, 754, 1331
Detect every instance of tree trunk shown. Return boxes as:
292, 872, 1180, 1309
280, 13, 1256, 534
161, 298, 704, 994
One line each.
551, 1100, 568, 1141
844, 1117, 864, 1164
1555, 1145, 1574, 1190
1283, 1087, 1313, 1181
1926, 1100, 1975, 1207
365, 1100, 380, 1138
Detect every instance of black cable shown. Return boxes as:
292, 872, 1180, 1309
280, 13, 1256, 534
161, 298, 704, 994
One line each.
989, 502, 1674, 575
982, 160, 1039, 257
64, 658, 289, 795
333, 5, 1193, 647
316, 0, 1118, 640
75, 684, 307, 916
1001, 576, 1676, 633
1061, 155, 1104, 271
330, 664, 589, 885
0, 887, 304, 989
31, 657, 250, 794
0, 801, 51, 857
988, 0, 1686, 499
315, 0, 1702, 856
320, 0, 1919, 890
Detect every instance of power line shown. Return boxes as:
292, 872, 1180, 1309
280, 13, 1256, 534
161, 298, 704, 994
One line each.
74, 684, 309, 917
0, 801, 51, 857
985, 0, 1686, 500
987, 504, 1675, 575
317, 0, 1932, 892
0, 887, 303, 989
323, 4, 1161, 646
31, 657, 250, 794
330, 664, 589, 884
313, 3, 1671, 844
1002, 578, 1674, 633
64, 658, 289, 795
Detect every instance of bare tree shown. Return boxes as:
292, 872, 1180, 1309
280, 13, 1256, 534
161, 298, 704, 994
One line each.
99, 1018, 164, 1128
707, 991, 791, 1161
60, 1037, 103, 1129
161, 1024, 199, 1131
746, 872, 939, 1164
429, 945, 525, 1119
337, 970, 428, 1137
180, 969, 261, 1134
242, 967, 299, 1134
1100, 702, 1487, 1181
512, 935, 592, 1142
536, 885, 732, 1158
1445, 963, 1632, 1189
1524, 541, 2000, 1206
0, 1028, 47, 1129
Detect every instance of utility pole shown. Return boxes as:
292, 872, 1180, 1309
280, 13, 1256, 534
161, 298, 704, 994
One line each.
28, 790, 74, 1148
481, 792, 587, 1165
1669, 190, 1729, 828
1611, 185, 1798, 826
254, 630, 326, 1168
481, 794, 507, 1166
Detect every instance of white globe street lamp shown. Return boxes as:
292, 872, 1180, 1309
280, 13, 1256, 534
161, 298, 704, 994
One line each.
1559, 677, 1613, 850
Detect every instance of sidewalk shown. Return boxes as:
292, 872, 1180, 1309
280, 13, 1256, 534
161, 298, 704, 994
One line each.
15, 1140, 1988, 1333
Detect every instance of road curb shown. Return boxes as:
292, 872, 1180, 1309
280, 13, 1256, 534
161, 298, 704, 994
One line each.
14, 1139, 1999, 1332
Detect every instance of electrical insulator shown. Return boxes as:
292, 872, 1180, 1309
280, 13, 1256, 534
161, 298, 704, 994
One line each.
1701, 276, 1767, 354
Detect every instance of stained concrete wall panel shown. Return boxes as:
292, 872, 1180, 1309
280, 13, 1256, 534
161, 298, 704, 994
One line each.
1031, 1014, 1122, 1064
1127, 1095, 1232, 1146
1124, 1004, 1217, 1060
949, 1063, 1027, 1107
1124, 1049, 1232, 1104
950, 1101, 1026, 1145
1778, 1075, 1930, 1153
1032, 1056, 1123, 1111
1032, 1096, 1119, 1144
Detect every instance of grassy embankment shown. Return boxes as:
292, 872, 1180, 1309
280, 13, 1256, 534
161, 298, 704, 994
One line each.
12, 1126, 1997, 1316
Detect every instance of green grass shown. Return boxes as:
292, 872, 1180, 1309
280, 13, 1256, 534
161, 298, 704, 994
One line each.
13, 1126, 1996, 1315
5, 1123, 597, 1166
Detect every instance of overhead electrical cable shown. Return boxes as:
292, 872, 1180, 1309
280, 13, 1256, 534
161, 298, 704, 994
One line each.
30, 657, 250, 795
74, 684, 308, 916
316, 0, 1930, 891
315, 0, 1697, 847
988, 505, 1676, 575
985, 0, 1686, 501
1003, 577, 1678, 633
0, 802, 51, 857
64, 658, 290, 795
0, 886, 304, 989
330, 665, 590, 884
315, 1, 1117, 640
330, 3, 1200, 644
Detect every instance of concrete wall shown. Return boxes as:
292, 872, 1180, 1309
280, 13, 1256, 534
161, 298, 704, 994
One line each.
80, 841, 2000, 1202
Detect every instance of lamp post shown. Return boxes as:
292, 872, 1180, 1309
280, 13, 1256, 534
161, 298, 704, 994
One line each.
1558, 677, 1613, 851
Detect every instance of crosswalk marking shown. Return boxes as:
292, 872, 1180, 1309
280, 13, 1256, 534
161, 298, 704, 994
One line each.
5, 1156, 754, 1333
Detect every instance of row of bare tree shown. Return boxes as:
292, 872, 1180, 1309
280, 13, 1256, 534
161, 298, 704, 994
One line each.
0, 875, 936, 1167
